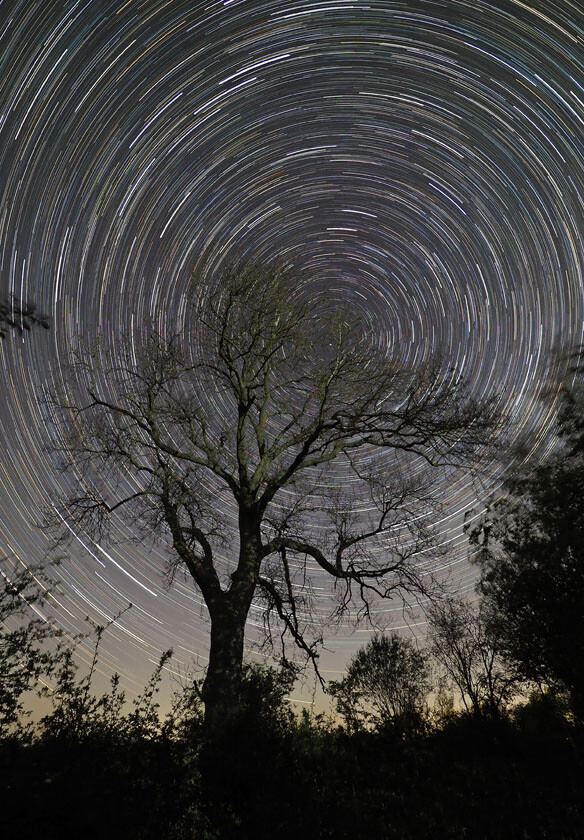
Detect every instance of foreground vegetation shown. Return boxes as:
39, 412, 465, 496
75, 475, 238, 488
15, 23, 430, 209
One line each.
1, 659, 583, 840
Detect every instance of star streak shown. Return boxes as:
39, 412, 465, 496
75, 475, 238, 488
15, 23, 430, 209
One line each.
1, 0, 583, 703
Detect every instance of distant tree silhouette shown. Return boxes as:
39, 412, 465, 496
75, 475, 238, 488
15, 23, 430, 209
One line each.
427, 594, 515, 719
329, 632, 431, 732
49, 259, 500, 730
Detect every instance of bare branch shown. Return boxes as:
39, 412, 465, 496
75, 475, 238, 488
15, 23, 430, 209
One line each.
46, 258, 502, 726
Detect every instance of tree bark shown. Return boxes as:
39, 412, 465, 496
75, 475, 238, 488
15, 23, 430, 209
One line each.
202, 504, 261, 731
202, 601, 247, 731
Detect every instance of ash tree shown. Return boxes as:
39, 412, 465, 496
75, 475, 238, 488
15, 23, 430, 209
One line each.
49, 260, 498, 729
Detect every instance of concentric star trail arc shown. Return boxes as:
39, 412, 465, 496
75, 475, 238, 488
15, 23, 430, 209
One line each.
1, 0, 583, 698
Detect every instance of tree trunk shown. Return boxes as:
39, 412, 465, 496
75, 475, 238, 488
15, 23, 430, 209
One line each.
202, 601, 248, 731
202, 504, 261, 732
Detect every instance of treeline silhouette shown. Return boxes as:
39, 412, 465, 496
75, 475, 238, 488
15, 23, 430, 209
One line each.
0, 643, 582, 840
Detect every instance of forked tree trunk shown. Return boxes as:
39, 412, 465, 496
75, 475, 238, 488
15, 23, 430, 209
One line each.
202, 506, 261, 732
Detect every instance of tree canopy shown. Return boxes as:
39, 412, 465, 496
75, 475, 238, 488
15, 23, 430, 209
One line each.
50, 259, 499, 727
330, 632, 431, 732
470, 389, 584, 720
428, 594, 515, 719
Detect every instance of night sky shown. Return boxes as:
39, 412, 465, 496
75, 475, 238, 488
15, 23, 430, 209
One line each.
1, 0, 584, 706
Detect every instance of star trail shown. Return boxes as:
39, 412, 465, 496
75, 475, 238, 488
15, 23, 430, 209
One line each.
1, 0, 584, 701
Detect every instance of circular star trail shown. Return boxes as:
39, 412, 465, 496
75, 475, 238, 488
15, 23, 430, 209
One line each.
1, 0, 584, 701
